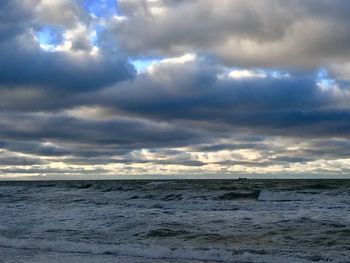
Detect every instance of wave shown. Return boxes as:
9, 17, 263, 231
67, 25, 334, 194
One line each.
258, 190, 320, 202
0, 237, 330, 263
216, 191, 260, 200
258, 190, 317, 202
0, 237, 245, 262
146, 228, 191, 238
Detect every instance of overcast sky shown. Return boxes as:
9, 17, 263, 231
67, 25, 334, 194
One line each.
1, 0, 350, 179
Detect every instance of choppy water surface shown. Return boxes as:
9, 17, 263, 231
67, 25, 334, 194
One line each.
0, 180, 349, 262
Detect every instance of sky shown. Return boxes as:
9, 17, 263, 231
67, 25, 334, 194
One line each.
1, 0, 350, 179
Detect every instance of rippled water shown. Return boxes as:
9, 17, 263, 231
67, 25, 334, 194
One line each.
0, 180, 350, 262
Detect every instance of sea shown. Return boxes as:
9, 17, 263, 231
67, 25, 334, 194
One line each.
0, 180, 349, 263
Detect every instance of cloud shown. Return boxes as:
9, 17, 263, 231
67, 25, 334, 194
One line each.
96, 56, 350, 139
111, 0, 350, 68
0, 156, 44, 166
1, 0, 350, 178
0, 0, 134, 95
0, 111, 204, 154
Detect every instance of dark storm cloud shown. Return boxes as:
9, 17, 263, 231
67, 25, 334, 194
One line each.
63, 157, 205, 167
0, 40, 134, 92
0, 1, 31, 41
0, 113, 204, 152
193, 143, 269, 153
0, 138, 140, 159
0, 167, 108, 175
96, 59, 350, 139
304, 139, 350, 160
1, 51, 350, 171
0, 140, 71, 157
0, 0, 134, 94
0, 156, 44, 166
0, 0, 134, 116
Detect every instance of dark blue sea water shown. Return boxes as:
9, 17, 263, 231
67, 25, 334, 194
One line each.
0, 180, 349, 262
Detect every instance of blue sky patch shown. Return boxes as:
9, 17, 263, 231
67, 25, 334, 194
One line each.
35, 27, 63, 49
84, 0, 118, 18
131, 58, 163, 73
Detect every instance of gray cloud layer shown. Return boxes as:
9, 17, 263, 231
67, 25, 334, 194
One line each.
1, 0, 350, 177
113, 0, 350, 68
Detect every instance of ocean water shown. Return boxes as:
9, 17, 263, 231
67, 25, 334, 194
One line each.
0, 180, 349, 263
